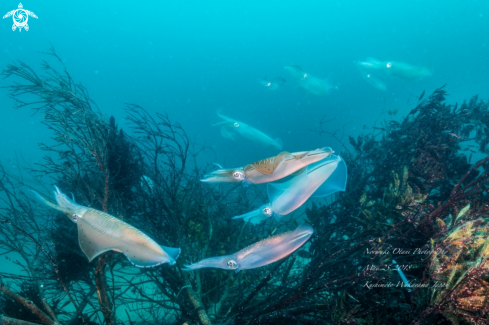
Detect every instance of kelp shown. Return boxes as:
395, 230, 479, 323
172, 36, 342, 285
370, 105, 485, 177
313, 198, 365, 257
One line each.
2, 52, 489, 324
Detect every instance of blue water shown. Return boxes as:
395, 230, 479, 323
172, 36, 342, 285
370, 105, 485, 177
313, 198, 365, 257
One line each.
1, 0, 488, 166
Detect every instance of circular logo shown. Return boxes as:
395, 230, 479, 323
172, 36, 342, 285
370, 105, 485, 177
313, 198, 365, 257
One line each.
14, 9, 28, 27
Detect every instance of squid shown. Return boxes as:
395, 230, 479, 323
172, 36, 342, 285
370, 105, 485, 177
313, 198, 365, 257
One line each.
183, 224, 313, 272
284, 65, 336, 96
356, 57, 386, 70
268, 155, 347, 215
385, 60, 433, 81
213, 111, 282, 150
260, 77, 286, 90
233, 155, 347, 224
361, 72, 387, 91
356, 57, 432, 81
299, 76, 336, 96
200, 147, 334, 185
32, 187, 180, 268
355, 63, 387, 91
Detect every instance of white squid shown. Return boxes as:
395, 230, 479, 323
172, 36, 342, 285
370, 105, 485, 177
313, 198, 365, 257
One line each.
213, 111, 282, 150
183, 224, 313, 272
284, 65, 336, 96
32, 187, 180, 268
233, 155, 347, 224
356, 57, 433, 81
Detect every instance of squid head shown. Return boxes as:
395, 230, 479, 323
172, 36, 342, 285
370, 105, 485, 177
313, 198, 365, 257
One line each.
260, 77, 285, 90
232, 203, 281, 225
31, 185, 88, 223
200, 167, 246, 183
212, 110, 241, 141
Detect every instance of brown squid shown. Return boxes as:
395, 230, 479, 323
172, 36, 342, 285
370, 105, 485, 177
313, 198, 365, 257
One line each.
200, 147, 334, 185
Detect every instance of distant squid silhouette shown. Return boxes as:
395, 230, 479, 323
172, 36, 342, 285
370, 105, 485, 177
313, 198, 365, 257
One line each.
356, 57, 433, 81
213, 111, 282, 150
284, 65, 337, 96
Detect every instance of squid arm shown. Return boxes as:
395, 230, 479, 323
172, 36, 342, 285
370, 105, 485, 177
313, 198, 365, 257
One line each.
311, 156, 347, 197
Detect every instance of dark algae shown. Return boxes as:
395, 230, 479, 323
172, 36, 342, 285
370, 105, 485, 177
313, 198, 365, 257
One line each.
2, 51, 489, 325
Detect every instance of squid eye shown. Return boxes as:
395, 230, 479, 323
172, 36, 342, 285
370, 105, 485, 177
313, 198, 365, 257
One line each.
366, 74, 371, 78
234, 122, 239, 127
386, 62, 392, 68
227, 260, 237, 269
262, 207, 272, 216
233, 171, 244, 180
303, 73, 307, 78
72, 214, 79, 223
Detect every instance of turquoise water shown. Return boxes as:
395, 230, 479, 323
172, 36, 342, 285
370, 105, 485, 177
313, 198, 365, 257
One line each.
1, 0, 488, 165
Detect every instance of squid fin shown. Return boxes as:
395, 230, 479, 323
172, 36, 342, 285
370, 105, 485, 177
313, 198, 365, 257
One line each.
267, 184, 285, 204
273, 151, 290, 171
77, 217, 116, 262
161, 246, 181, 261
311, 157, 348, 197
251, 156, 277, 175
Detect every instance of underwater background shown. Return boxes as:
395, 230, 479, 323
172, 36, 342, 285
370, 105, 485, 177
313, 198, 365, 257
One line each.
1, 0, 488, 165
1, 0, 489, 324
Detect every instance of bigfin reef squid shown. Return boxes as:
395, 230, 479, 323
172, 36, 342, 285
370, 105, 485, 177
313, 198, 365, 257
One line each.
213, 111, 282, 150
355, 62, 387, 91
356, 57, 433, 81
183, 224, 313, 272
284, 65, 337, 96
233, 154, 347, 224
299, 75, 337, 96
31, 186, 180, 268
200, 147, 334, 185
